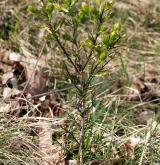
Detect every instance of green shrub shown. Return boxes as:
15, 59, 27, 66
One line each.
28, 0, 121, 164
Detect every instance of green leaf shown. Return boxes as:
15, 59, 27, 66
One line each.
110, 31, 119, 46
48, 0, 54, 2
100, 25, 108, 32
95, 70, 108, 77
83, 39, 93, 48
113, 22, 121, 32
105, 0, 115, 10
102, 34, 110, 49
46, 4, 53, 16
64, 0, 76, 8
27, 6, 39, 14
53, 3, 62, 10
99, 52, 106, 61
53, 3, 69, 13
82, 4, 97, 19
61, 8, 69, 13
95, 44, 101, 53
110, 31, 117, 40
109, 22, 121, 45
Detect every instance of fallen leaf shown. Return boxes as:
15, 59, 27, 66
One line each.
0, 49, 10, 64
126, 76, 154, 101
36, 122, 65, 165
3, 87, 12, 99
2, 70, 14, 84
66, 160, 77, 165
3, 87, 21, 99
39, 96, 46, 102
24, 65, 48, 95
136, 110, 155, 125
0, 103, 10, 113
9, 52, 22, 62
124, 136, 141, 160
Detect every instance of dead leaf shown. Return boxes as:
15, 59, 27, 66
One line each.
39, 96, 46, 102
2, 70, 14, 84
136, 110, 155, 125
24, 65, 48, 95
9, 52, 22, 62
3, 87, 21, 99
0, 61, 10, 73
124, 136, 141, 160
0, 49, 10, 64
35, 95, 64, 117
3, 87, 12, 99
0, 103, 10, 113
126, 77, 146, 101
36, 122, 65, 165
126, 76, 154, 101
66, 160, 77, 165
155, 83, 160, 97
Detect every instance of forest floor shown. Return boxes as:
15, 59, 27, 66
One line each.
0, 0, 160, 164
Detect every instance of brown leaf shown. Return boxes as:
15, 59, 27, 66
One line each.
3, 87, 21, 99
136, 110, 155, 125
37, 95, 65, 117
0, 103, 10, 113
66, 160, 77, 165
124, 136, 141, 160
36, 122, 65, 165
0, 49, 9, 63
2, 70, 14, 85
9, 52, 22, 62
126, 76, 153, 101
24, 65, 48, 95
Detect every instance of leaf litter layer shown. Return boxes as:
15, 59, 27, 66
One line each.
0, 0, 160, 164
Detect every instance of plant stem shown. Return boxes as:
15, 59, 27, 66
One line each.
79, 68, 86, 164
79, 115, 85, 164
48, 23, 78, 72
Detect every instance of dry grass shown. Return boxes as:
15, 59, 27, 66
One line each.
1, 0, 160, 164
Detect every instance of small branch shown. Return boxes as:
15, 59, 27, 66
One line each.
63, 61, 81, 92
48, 23, 79, 72
67, 113, 81, 127
82, 30, 99, 71
60, 125, 80, 145
82, 7, 105, 71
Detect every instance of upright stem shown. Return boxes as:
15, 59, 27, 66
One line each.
79, 71, 86, 164
80, 115, 85, 164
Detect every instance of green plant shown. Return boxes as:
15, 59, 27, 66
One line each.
28, 0, 121, 164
